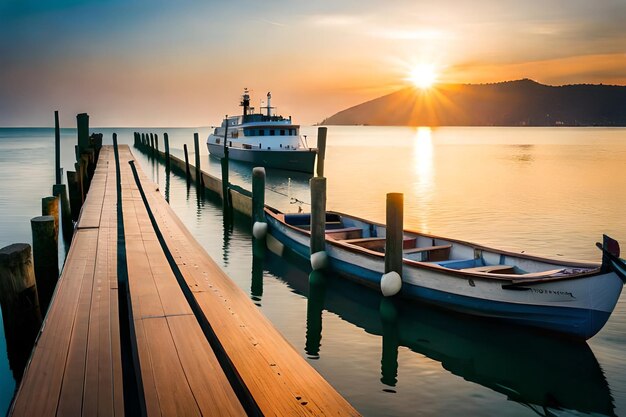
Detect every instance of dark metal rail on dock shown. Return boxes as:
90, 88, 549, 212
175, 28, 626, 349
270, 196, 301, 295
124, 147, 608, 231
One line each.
10, 144, 359, 416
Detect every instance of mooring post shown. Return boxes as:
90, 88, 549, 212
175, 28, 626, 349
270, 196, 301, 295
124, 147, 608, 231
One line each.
52, 184, 73, 242
222, 115, 230, 209
252, 167, 267, 239
221, 156, 230, 208
183, 144, 191, 181
41, 195, 59, 235
67, 171, 82, 221
54, 111, 61, 185
0, 243, 42, 378
0, 244, 41, 319
193, 132, 201, 185
316, 127, 327, 177
155, 133, 159, 155
381, 192, 403, 296
31, 216, 59, 312
76, 113, 89, 156
310, 177, 328, 270
164, 132, 170, 170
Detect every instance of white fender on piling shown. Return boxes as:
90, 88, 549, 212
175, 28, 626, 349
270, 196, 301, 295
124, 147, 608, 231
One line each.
381, 271, 402, 297
310, 250, 329, 271
252, 221, 268, 240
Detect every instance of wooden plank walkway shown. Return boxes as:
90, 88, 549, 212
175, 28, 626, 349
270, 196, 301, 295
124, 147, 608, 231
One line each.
10, 144, 359, 416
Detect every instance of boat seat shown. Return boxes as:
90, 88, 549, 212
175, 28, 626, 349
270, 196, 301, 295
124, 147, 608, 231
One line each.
403, 244, 452, 262
343, 237, 386, 250
325, 227, 363, 240
460, 265, 516, 274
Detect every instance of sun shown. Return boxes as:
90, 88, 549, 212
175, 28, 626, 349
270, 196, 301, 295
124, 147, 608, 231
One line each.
408, 64, 438, 89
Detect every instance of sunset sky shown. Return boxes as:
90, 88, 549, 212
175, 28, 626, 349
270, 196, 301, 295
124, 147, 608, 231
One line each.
1, 0, 625, 127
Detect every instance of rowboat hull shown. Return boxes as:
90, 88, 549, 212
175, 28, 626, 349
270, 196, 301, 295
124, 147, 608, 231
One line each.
265, 211, 624, 339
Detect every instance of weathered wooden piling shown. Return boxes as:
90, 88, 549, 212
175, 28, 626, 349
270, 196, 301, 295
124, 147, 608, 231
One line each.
52, 184, 73, 242
193, 132, 201, 184
222, 116, 230, 209
381, 193, 403, 297
150, 133, 155, 152
30, 216, 59, 312
164, 132, 170, 169
385, 193, 403, 275
155, 133, 159, 154
76, 113, 89, 155
310, 177, 327, 256
41, 195, 59, 235
54, 111, 61, 185
252, 167, 265, 223
67, 171, 82, 221
183, 143, 191, 181
0, 244, 40, 316
0, 244, 42, 380
316, 127, 327, 177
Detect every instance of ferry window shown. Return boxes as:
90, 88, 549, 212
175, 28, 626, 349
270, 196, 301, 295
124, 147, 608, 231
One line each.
270, 129, 275, 136
280, 129, 285, 136
259, 129, 264, 136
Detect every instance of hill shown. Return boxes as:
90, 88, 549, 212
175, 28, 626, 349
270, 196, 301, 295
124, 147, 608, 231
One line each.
321, 79, 626, 126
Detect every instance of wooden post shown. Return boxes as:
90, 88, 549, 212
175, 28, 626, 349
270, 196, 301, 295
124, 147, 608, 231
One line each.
221, 157, 229, 208
155, 133, 159, 155
53, 184, 73, 242
31, 216, 59, 312
0, 243, 42, 380
183, 144, 191, 181
54, 111, 61, 184
150, 133, 154, 152
0, 244, 40, 315
310, 177, 327, 255
67, 171, 82, 221
76, 113, 89, 155
385, 193, 403, 275
194, 132, 201, 184
164, 132, 170, 170
222, 115, 230, 208
41, 195, 59, 235
316, 127, 327, 177
252, 167, 266, 223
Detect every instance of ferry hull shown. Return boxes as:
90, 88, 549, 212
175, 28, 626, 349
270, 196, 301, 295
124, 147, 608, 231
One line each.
265, 213, 623, 339
207, 142, 316, 173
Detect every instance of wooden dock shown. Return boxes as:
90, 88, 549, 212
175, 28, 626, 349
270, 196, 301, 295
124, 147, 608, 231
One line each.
10, 144, 359, 416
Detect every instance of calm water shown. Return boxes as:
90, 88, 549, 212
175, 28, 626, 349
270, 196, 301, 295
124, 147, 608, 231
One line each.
0, 126, 625, 416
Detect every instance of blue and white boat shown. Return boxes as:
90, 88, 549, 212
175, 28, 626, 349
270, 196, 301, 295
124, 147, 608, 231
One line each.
264, 208, 626, 339
207, 89, 317, 173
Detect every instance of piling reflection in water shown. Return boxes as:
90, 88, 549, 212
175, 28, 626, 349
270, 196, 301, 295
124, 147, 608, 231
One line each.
262, 247, 615, 416
305, 270, 327, 359
251, 239, 265, 304
379, 298, 399, 390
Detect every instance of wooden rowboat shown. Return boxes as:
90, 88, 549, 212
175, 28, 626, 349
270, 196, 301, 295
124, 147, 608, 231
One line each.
264, 208, 626, 340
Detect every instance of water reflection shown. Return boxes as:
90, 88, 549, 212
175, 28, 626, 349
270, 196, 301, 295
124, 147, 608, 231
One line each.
263, 248, 615, 416
305, 271, 327, 359
511, 144, 535, 164
251, 240, 265, 304
413, 127, 433, 232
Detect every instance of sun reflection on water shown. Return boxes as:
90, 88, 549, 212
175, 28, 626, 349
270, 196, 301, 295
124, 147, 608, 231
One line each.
413, 127, 434, 232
